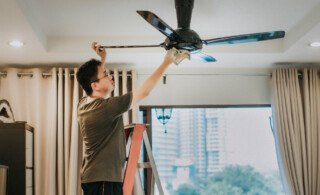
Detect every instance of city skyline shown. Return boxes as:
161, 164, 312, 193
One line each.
151, 107, 279, 183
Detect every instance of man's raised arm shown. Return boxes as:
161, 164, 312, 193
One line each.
130, 51, 189, 110
91, 42, 106, 67
90, 41, 189, 109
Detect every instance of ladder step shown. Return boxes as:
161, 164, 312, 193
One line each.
138, 162, 151, 169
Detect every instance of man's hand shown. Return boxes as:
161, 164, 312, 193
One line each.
91, 42, 106, 64
166, 47, 190, 65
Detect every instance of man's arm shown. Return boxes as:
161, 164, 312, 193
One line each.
91, 42, 106, 67
130, 57, 172, 109
130, 51, 189, 109
90, 41, 189, 109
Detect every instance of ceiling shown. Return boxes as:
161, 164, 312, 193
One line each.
1, 0, 320, 71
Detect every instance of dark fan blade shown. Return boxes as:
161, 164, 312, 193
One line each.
137, 11, 181, 39
101, 44, 163, 49
192, 51, 216, 62
202, 31, 285, 46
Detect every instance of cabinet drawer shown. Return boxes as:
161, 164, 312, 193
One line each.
26, 130, 33, 149
26, 187, 33, 195
26, 148, 33, 167
26, 169, 33, 187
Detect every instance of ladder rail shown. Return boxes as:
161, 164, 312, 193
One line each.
142, 131, 164, 195
123, 124, 164, 195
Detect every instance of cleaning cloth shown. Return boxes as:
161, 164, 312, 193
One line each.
166, 47, 190, 65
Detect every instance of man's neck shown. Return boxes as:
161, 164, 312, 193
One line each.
90, 90, 110, 99
89, 95, 102, 99
90, 91, 105, 99
87, 93, 104, 103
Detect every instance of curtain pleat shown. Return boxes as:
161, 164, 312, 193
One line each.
122, 69, 129, 125
68, 67, 81, 195
64, 68, 71, 195
272, 68, 320, 195
48, 68, 58, 195
316, 69, 320, 195
131, 69, 138, 123
113, 69, 119, 96
57, 68, 64, 195
306, 69, 320, 195
105, 68, 111, 99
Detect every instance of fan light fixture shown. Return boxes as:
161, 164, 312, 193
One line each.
9, 40, 24, 48
309, 42, 320, 47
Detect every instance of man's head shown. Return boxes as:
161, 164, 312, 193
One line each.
76, 59, 114, 97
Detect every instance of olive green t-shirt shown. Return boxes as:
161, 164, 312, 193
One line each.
77, 92, 132, 183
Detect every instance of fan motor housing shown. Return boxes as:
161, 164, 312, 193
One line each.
164, 28, 202, 52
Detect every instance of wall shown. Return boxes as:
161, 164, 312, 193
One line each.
136, 69, 272, 106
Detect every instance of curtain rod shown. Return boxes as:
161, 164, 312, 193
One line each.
0, 71, 132, 78
0, 71, 272, 78
139, 73, 273, 77
136, 72, 304, 77
0, 71, 306, 78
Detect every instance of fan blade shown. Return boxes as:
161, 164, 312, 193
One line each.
101, 44, 162, 49
137, 11, 181, 40
202, 31, 285, 46
192, 51, 216, 62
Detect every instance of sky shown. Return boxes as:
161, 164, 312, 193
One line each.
222, 107, 279, 174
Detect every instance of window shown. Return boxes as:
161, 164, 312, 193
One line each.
147, 107, 284, 195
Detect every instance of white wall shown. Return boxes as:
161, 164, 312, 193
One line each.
137, 69, 272, 106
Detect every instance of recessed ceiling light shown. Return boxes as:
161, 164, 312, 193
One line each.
309, 42, 320, 47
9, 40, 24, 48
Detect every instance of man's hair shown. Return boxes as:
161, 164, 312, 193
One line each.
76, 59, 101, 95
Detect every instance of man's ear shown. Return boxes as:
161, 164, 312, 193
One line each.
91, 82, 97, 91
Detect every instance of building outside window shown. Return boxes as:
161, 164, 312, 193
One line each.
142, 107, 284, 195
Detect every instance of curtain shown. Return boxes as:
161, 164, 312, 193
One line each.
271, 68, 320, 195
108, 68, 138, 125
0, 67, 137, 195
0, 67, 82, 195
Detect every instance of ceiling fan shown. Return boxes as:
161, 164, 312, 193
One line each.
101, 0, 285, 62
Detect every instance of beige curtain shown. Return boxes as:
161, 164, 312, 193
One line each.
271, 68, 320, 195
0, 67, 82, 195
0, 67, 137, 195
108, 68, 138, 125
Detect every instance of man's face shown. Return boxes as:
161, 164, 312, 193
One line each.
93, 66, 114, 97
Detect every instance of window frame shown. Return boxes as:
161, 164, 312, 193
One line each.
139, 104, 271, 195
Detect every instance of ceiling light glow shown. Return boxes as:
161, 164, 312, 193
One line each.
309, 42, 320, 47
9, 40, 24, 47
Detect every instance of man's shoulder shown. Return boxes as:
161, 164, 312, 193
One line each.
77, 96, 87, 110
78, 97, 106, 113
78, 96, 87, 104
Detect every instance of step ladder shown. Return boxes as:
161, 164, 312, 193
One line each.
122, 124, 164, 195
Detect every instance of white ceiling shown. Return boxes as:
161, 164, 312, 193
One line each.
1, 0, 320, 71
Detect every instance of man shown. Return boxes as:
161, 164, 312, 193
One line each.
76, 42, 189, 195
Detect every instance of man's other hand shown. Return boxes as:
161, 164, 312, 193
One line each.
91, 42, 106, 61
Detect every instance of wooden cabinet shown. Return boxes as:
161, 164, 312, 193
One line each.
0, 122, 34, 195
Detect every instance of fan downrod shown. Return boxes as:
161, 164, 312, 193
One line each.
162, 0, 202, 52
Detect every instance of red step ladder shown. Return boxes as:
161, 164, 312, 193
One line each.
123, 124, 164, 195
